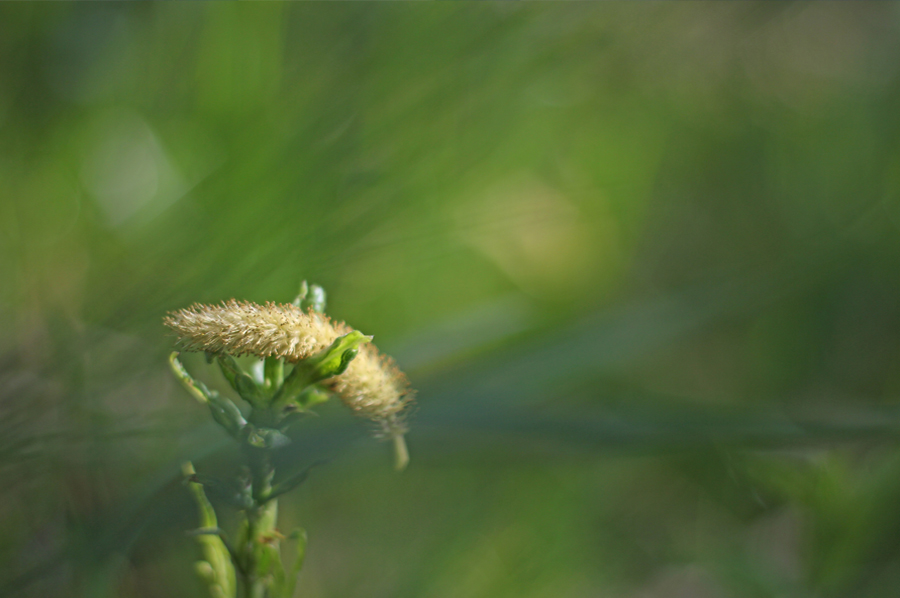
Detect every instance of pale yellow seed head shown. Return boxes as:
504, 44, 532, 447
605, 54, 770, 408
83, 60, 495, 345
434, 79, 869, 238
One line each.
164, 300, 339, 361
164, 300, 413, 437
326, 341, 414, 437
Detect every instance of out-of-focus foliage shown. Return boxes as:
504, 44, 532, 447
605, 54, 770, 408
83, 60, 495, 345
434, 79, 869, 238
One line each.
4, 3, 900, 597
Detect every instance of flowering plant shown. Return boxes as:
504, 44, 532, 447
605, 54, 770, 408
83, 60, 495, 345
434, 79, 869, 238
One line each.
165, 283, 413, 598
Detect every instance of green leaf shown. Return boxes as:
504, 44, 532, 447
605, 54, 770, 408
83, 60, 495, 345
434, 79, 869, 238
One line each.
188, 475, 254, 510
256, 542, 286, 594
217, 354, 267, 408
182, 462, 236, 598
169, 354, 247, 438
284, 528, 308, 598
295, 386, 330, 409
393, 433, 410, 472
169, 352, 212, 404
263, 357, 284, 396
273, 331, 369, 410
205, 391, 247, 438
269, 461, 324, 499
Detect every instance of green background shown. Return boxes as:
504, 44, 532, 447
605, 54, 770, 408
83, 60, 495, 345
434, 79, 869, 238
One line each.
4, 3, 900, 597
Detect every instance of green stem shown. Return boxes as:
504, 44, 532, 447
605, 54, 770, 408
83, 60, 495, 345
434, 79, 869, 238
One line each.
238, 445, 282, 598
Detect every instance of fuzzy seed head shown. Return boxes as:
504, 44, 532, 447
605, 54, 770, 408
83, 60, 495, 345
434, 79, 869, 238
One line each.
326, 343, 414, 437
164, 300, 339, 362
164, 300, 413, 435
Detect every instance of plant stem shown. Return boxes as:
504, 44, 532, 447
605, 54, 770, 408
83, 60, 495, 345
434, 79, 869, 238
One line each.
239, 444, 279, 597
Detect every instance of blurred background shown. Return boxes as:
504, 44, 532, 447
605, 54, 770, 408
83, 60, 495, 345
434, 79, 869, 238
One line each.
4, 3, 900, 597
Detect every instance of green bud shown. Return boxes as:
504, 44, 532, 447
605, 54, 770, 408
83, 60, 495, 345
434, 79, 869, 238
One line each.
293, 280, 326, 313
194, 561, 216, 583
305, 284, 326, 313
292, 280, 309, 307
244, 425, 291, 449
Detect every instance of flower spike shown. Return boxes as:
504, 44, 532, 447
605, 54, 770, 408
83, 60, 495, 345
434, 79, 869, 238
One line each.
164, 300, 414, 439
